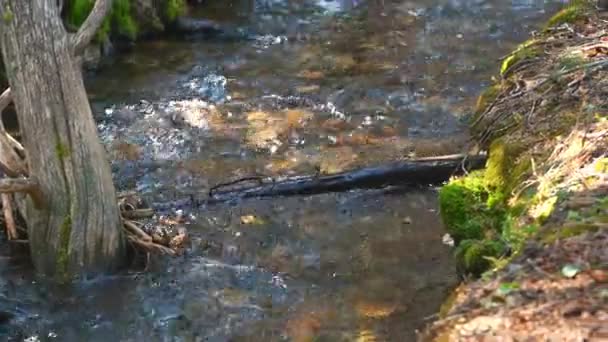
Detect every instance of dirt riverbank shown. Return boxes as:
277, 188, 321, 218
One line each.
423, 2, 608, 340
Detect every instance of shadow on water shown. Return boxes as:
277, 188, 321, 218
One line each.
2, 0, 567, 340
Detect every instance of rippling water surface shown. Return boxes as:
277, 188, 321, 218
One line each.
1, 1, 567, 340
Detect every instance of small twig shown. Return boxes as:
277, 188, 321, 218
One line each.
525, 99, 539, 128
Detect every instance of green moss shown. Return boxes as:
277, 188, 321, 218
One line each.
2, 6, 13, 23
166, 0, 187, 22
66, 0, 92, 28
545, 0, 591, 29
533, 195, 558, 223
439, 171, 488, 243
500, 40, 541, 76
438, 289, 459, 318
455, 239, 507, 277
474, 83, 501, 116
56, 142, 70, 159
502, 218, 539, 254
542, 223, 599, 243
558, 55, 586, 70
57, 214, 72, 282
112, 0, 138, 39
596, 215, 608, 223
485, 140, 509, 196
595, 158, 608, 173
440, 139, 533, 278
484, 139, 530, 208
65, 0, 137, 41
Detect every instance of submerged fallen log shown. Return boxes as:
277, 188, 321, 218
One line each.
175, 17, 223, 34
173, 17, 253, 41
208, 153, 487, 202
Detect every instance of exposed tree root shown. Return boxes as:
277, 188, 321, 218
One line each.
0, 188, 187, 257
118, 192, 188, 257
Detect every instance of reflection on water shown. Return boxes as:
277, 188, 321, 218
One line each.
2, 0, 568, 340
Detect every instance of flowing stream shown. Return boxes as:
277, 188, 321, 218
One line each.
1, 0, 566, 341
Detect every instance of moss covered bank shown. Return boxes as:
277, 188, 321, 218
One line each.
423, 1, 608, 340
68, 0, 188, 68
0, 0, 187, 85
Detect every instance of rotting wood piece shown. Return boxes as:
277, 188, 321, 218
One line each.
209, 153, 487, 202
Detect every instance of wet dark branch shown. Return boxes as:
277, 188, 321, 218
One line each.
208, 154, 487, 202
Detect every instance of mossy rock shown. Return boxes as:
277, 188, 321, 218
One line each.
532, 195, 558, 223
484, 138, 530, 205
474, 83, 501, 117
544, 0, 591, 30
455, 239, 507, 277
500, 40, 541, 76
439, 171, 488, 243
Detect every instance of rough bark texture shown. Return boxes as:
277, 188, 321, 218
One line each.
0, 0, 125, 279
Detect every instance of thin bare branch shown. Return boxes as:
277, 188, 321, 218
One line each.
0, 177, 45, 209
0, 88, 11, 113
0, 177, 37, 193
71, 0, 113, 54
1, 194, 17, 240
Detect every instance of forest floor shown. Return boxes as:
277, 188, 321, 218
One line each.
422, 5, 608, 341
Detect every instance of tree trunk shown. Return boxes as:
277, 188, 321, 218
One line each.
0, 0, 125, 279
